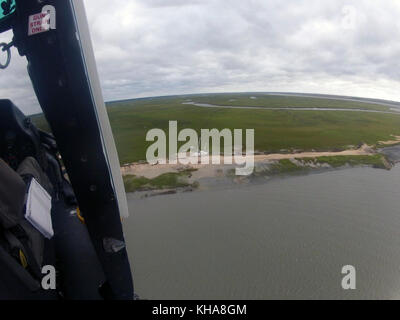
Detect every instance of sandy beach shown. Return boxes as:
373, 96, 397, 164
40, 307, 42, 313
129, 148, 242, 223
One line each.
121, 143, 377, 179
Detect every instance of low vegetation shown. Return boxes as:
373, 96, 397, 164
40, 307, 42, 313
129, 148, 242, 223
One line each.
123, 169, 198, 192
302, 154, 389, 169
269, 159, 307, 174
268, 154, 390, 177
105, 95, 400, 164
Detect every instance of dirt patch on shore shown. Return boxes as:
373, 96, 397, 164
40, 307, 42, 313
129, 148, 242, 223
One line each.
253, 144, 374, 161
378, 135, 400, 145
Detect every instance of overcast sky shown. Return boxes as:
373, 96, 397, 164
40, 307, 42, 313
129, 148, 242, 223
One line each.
1, 0, 400, 114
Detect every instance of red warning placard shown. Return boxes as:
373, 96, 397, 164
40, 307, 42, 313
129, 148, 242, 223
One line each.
28, 12, 51, 36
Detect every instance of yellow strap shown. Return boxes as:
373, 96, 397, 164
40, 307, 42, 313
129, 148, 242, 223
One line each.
19, 249, 28, 269
76, 207, 85, 224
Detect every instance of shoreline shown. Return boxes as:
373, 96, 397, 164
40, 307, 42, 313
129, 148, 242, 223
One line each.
121, 143, 376, 179
121, 141, 400, 195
